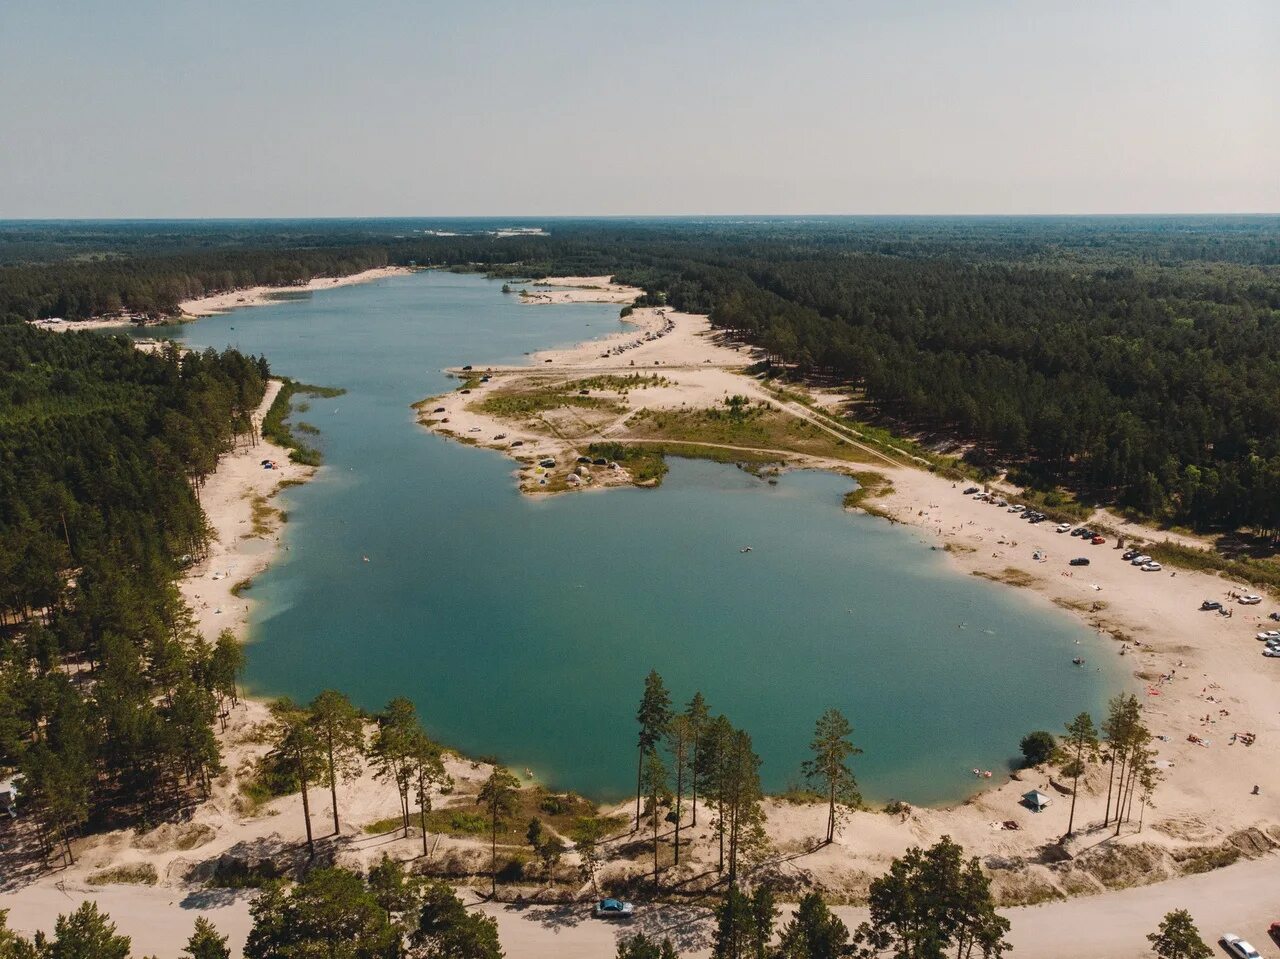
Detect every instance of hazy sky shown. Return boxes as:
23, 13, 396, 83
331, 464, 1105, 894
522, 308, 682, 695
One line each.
1, 0, 1276, 217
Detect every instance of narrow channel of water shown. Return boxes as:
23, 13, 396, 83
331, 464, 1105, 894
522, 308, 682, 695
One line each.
133, 271, 1119, 805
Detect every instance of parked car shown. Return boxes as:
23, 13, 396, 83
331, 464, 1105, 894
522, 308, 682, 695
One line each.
1056, 523, 1072, 533
1130, 555, 1152, 566
1091, 535, 1106, 545
1007, 505, 1023, 512
1266, 647, 1280, 658
963, 487, 979, 495
1221, 934, 1262, 959
1069, 557, 1090, 566
1256, 631, 1280, 641
1239, 595, 1263, 605
595, 899, 635, 920
1142, 561, 1163, 572
1200, 600, 1224, 611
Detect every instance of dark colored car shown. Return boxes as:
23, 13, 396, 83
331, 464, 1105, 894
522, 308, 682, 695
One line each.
1200, 600, 1224, 611
1069, 557, 1090, 566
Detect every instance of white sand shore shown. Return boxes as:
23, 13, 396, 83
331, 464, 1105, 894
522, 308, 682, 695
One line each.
180, 265, 411, 316
25, 266, 411, 333
518, 274, 641, 306
179, 379, 313, 646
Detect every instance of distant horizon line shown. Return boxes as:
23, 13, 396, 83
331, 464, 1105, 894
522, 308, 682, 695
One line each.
2, 212, 1279, 223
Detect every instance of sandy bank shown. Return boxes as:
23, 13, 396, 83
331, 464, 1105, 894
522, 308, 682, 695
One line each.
180, 265, 411, 317
518, 274, 642, 306
25, 266, 411, 333
179, 379, 314, 646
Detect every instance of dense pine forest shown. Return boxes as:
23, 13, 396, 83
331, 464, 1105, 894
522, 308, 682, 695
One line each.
0, 325, 267, 851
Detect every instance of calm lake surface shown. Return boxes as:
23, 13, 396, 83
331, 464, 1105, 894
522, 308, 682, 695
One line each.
135, 271, 1119, 805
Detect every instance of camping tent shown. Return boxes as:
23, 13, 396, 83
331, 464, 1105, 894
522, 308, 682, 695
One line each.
1022, 789, 1052, 812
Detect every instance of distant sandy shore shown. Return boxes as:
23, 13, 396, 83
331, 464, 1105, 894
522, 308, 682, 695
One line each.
25, 266, 412, 332
180, 265, 411, 316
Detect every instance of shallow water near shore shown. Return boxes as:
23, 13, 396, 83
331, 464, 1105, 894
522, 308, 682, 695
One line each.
133, 271, 1119, 805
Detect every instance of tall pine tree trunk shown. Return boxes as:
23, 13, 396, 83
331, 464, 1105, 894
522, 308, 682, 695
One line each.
297, 746, 314, 854
690, 740, 699, 827
326, 733, 340, 836
635, 747, 644, 831
1103, 750, 1117, 825
419, 771, 429, 858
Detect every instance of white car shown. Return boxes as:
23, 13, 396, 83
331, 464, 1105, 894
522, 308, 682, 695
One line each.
1056, 523, 1072, 533
1239, 595, 1263, 605
1221, 934, 1261, 959
1264, 647, 1280, 658
1141, 562, 1163, 572
1009, 504, 1026, 512
1257, 631, 1280, 642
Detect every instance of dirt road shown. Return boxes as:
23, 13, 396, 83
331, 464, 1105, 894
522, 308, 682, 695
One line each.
4, 852, 1275, 957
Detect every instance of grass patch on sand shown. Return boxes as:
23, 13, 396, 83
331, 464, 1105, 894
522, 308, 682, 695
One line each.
570, 373, 668, 392
588, 440, 784, 488
87, 863, 158, 886
625, 401, 877, 464
477, 384, 622, 418
1144, 541, 1280, 596
973, 567, 1038, 588
229, 578, 253, 597
363, 786, 611, 846
842, 471, 895, 518
249, 494, 279, 537
262, 378, 345, 466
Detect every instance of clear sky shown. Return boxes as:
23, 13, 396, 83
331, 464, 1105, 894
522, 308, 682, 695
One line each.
1, 0, 1276, 217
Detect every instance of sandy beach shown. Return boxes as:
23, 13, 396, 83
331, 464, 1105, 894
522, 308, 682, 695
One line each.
179, 265, 411, 316
178, 379, 313, 646
24, 266, 412, 332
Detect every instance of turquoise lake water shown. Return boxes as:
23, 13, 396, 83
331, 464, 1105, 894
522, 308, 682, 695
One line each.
133, 271, 1118, 805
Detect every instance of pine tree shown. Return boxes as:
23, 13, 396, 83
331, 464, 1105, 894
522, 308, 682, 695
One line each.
308, 689, 365, 836
1147, 909, 1212, 959
1061, 711, 1098, 837
183, 917, 230, 959
634, 670, 672, 830
802, 708, 862, 845
267, 698, 324, 854
684, 691, 710, 827
477, 766, 520, 897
